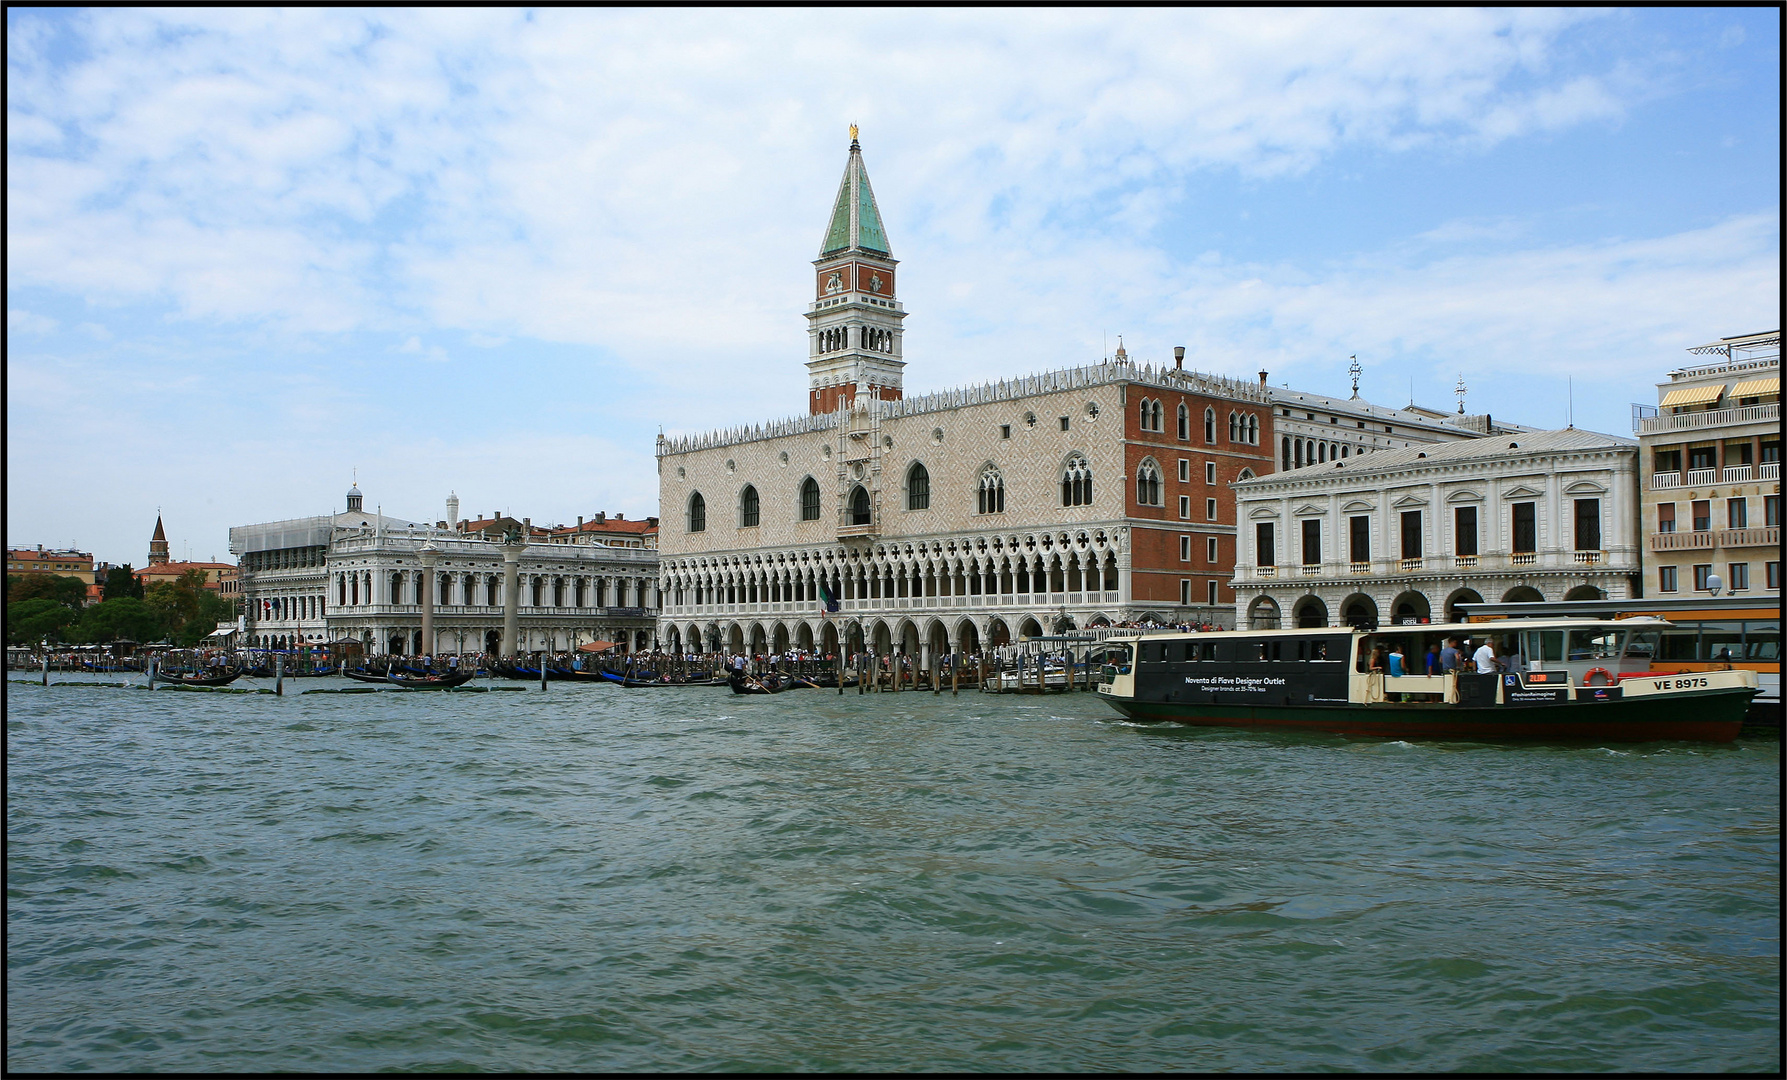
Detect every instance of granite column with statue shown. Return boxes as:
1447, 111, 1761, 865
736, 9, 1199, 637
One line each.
418, 542, 438, 657
501, 541, 525, 657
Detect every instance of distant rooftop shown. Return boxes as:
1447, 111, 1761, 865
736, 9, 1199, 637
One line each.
1239, 426, 1634, 486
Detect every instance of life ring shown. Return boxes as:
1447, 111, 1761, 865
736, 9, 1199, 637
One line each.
1583, 667, 1614, 686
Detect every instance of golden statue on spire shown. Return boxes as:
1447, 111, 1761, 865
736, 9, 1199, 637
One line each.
850, 123, 859, 142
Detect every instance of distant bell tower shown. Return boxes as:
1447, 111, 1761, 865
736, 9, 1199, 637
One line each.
148, 514, 170, 566
806, 126, 906, 415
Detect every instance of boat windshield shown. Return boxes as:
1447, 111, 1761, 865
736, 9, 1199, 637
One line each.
1622, 629, 1661, 660
1567, 629, 1621, 661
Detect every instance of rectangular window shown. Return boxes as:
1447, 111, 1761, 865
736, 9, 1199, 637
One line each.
1656, 503, 1675, 533
1400, 511, 1422, 559
1180, 535, 1191, 562
1574, 498, 1600, 551
1349, 516, 1369, 563
1692, 500, 1711, 532
1059, 416, 1070, 431
1178, 459, 1190, 482
1206, 537, 1219, 563
1768, 562, 1781, 590
1205, 461, 1217, 485
1206, 579, 1218, 605
1688, 445, 1717, 470
1658, 565, 1678, 592
1206, 498, 1217, 521
1178, 495, 1191, 519
1256, 522, 1275, 567
1652, 447, 1682, 473
1729, 563, 1750, 591
1512, 502, 1537, 553
1302, 519, 1321, 566
1727, 498, 1747, 529
1766, 495, 1780, 527
1180, 579, 1191, 605
1692, 564, 1713, 591
1454, 506, 1478, 556
1000, 424, 1011, 439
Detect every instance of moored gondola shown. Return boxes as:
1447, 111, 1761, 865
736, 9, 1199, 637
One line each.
160, 669, 243, 687
386, 670, 477, 690
727, 671, 788, 695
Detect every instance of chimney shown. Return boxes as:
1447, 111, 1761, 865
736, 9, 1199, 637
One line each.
577, 515, 584, 527
594, 511, 605, 523
523, 517, 531, 531
1258, 369, 1268, 388
615, 513, 624, 521
1173, 345, 1185, 370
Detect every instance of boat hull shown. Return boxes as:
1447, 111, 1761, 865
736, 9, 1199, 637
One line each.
1102, 687, 1752, 743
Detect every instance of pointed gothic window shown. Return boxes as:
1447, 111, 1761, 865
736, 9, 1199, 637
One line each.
740, 485, 760, 528
906, 462, 930, 511
799, 476, 821, 521
688, 492, 707, 533
1204, 407, 1216, 444
849, 485, 872, 525
1061, 454, 1093, 507
1152, 400, 1165, 431
1138, 397, 1152, 430
1136, 460, 1163, 506
978, 466, 1006, 515
1177, 403, 1189, 440
1229, 412, 1238, 442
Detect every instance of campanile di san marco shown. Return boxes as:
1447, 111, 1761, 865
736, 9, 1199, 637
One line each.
806, 126, 907, 415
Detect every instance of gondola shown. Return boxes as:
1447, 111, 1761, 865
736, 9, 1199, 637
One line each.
386, 670, 477, 690
342, 668, 393, 684
598, 669, 681, 687
159, 669, 243, 687
727, 672, 788, 695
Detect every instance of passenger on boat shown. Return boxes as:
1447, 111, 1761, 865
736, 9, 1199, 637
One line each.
1387, 643, 1407, 677
1472, 639, 1500, 673
1439, 637, 1461, 672
1424, 642, 1443, 676
1368, 645, 1388, 674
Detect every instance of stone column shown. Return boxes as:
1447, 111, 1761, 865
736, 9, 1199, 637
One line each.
419, 543, 439, 657
501, 543, 525, 657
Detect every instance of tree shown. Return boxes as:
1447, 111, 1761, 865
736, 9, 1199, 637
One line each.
8, 573, 88, 609
72, 597, 162, 645
103, 564, 145, 601
6, 598, 77, 644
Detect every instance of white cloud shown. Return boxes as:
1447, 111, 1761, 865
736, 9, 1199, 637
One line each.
6, 308, 57, 334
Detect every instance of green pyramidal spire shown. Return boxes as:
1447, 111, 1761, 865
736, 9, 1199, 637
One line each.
820, 130, 890, 257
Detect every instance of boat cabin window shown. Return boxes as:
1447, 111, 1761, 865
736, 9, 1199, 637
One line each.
1524, 630, 1565, 663
1566, 629, 1619, 661
1621, 630, 1660, 660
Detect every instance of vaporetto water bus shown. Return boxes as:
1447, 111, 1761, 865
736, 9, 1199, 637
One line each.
1096, 617, 1758, 742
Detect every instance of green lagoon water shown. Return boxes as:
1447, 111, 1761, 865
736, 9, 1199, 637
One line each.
6, 675, 1780, 1071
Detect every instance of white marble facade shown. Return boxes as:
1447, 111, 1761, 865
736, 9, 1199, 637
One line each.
1231, 428, 1639, 630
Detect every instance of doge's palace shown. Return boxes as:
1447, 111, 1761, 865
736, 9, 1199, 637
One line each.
655, 134, 1276, 664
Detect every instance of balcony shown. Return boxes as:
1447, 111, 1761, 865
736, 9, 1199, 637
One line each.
1572, 550, 1602, 565
1256, 565, 1277, 578
1650, 531, 1714, 552
836, 522, 878, 539
1510, 553, 1537, 566
1650, 472, 1681, 490
1454, 556, 1478, 569
1719, 526, 1780, 549
1638, 402, 1779, 435
1300, 563, 1321, 576
1350, 562, 1372, 574
1685, 468, 1717, 486
1399, 558, 1422, 572
1723, 465, 1752, 482
1760, 462, 1781, 480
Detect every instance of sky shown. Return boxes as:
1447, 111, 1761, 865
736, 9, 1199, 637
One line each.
7, 7, 1780, 568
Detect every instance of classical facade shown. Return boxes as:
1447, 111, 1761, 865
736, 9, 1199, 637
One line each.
231, 486, 661, 654
1232, 428, 1639, 630
655, 134, 1275, 661
1636, 330, 1780, 600
1267, 375, 1530, 470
